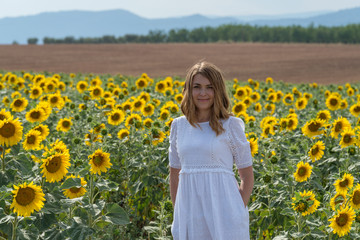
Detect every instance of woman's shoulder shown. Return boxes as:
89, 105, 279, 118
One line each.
172, 116, 186, 125
223, 116, 245, 131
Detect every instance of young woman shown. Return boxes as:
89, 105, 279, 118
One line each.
169, 61, 254, 240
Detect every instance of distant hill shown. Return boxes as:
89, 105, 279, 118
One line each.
1, 7, 360, 44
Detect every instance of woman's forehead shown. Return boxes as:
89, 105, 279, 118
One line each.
193, 74, 211, 84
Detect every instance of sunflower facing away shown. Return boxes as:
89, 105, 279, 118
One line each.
62, 175, 87, 199
0, 117, 23, 147
334, 173, 354, 194
308, 140, 325, 162
293, 161, 312, 182
10, 181, 45, 217
292, 190, 320, 216
329, 205, 355, 237
89, 149, 112, 175
40, 152, 71, 182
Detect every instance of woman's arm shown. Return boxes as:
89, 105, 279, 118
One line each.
237, 166, 254, 206
170, 167, 181, 206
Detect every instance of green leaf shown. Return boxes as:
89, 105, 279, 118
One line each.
105, 203, 130, 225
64, 217, 95, 240
60, 177, 82, 190
33, 212, 58, 232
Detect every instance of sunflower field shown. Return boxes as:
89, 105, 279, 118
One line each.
0, 70, 360, 240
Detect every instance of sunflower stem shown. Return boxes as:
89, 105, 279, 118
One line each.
11, 215, 18, 240
1, 145, 6, 172
88, 174, 94, 229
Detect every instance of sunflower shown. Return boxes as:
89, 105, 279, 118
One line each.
40, 152, 70, 182
89, 149, 112, 175
136, 78, 147, 89
339, 128, 356, 148
10, 182, 45, 217
334, 173, 354, 194
349, 103, 360, 117
155, 81, 166, 93
169, 104, 179, 114
90, 77, 102, 87
286, 116, 298, 131
330, 117, 351, 139
56, 118, 72, 132
31, 124, 50, 141
347, 87, 355, 96
142, 103, 155, 117
326, 94, 341, 111
62, 175, 87, 199
264, 103, 275, 115
349, 184, 360, 209
151, 128, 166, 146
89, 86, 104, 99
22, 129, 42, 151
0, 108, 12, 121
159, 109, 170, 121
10, 97, 28, 112
261, 124, 275, 138
117, 129, 130, 140
302, 119, 325, 138
76, 81, 88, 93
0, 117, 23, 147
249, 138, 258, 157
234, 87, 247, 100
29, 86, 43, 99
232, 102, 247, 115
293, 161, 312, 182
267, 92, 277, 103
131, 98, 146, 112
316, 110, 331, 122
282, 93, 294, 106
295, 97, 308, 110
93, 123, 106, 134
107, 109, 125, 126
308, 140, 325, 162
292, 190, 320, 216
175, 93, 183, 104
48, 93, 65, 110
330, 192, 347, 211
44, 81, 56, 93
37, 101, 52, 117
329, 206, 355, 237
125, 113, 142, 129
25, 107, 47, 123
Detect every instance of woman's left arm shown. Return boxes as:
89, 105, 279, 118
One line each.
237, 166, 254, 206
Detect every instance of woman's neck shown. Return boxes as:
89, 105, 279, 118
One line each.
197, 111, 210, 122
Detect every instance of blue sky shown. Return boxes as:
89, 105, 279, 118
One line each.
2, 0, 360, 19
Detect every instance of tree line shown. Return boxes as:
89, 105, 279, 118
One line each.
28, 24, 360, 44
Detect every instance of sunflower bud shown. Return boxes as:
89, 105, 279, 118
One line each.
74, 114, 80, 121
87, 117, 93, 123
164, 126, 170, 132
118, 94, 125, 100
73, 138, 81, 144
101, 129, 108, 136
263, 174, 271, 183
348, 146, 356, 155
131, 86, 136, 92
83, 95, 89, 101
270, 156, 278, 164
249, 122, 254, 128
70, 103, 76, 109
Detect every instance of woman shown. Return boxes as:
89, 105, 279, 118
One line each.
169, 61, 254, 240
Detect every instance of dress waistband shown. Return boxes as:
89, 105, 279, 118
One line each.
180, 167, 234, 175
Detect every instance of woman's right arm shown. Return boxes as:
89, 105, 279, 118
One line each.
170, 167, 181, 206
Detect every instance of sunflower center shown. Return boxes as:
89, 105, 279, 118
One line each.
70, 187, 81, 193
343, 135, 352, 143
161, 113, 168, 119
14, 99, 23, 107
298, 167, 307, 176
354, 106, 360, 113
266, 105, 272, 111
32, 89, 39, 95
134, 102, 141, 108
121, 132, 129, 138
281, 121, 287, 128
111, 113, 120, 121
15, 187, 35, 206
235, 105, 242, 112
264, 127, 270, 135
50, 97, 58, 104
298, 101, 304, 107
319, 113, 327, 120
336, 213, 348, 227
144, 106, 151, 112
311, 146, 319, 155
353, 191, 360, 205
330, 98, 338, 106
296, 201, 308, 212
47, 84, 54, 90
308, 122, 321, 132
30, 111, 41, 119
93, 155, 103, 166
335, 122, 342, 132
288, 119, 294, 128
80, 84, 86, 89
27, 135, 36, 144
0, 114, 6, 120
158, 84, 164, 90
62, 121, 70, 128
339, 179, 349, 188
138, 80, 145, 87
93, 89, 101, 96
237, 90, 244, 97
0, 122, 16, 138
46, 156, 62, 173
34, 127, 43, 134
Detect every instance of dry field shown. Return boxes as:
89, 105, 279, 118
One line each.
0, 43, 360, 84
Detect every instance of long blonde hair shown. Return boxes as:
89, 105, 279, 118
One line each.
181, 61, 232, 135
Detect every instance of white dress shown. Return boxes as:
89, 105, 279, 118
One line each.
169, 116, 253, 240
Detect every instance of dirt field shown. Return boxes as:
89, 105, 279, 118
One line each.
1, 43, 360, 84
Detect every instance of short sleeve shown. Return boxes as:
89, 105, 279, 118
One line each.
227, 117, 253, 169
169, 118, 181, 169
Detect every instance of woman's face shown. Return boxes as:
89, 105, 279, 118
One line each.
192, 74, 214, 113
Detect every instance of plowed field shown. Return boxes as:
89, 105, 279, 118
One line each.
1, 43, 360, 84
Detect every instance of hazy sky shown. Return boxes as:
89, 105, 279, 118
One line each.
2, 0, 360, 19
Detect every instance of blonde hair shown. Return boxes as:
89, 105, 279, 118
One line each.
181, 61, 232, 135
